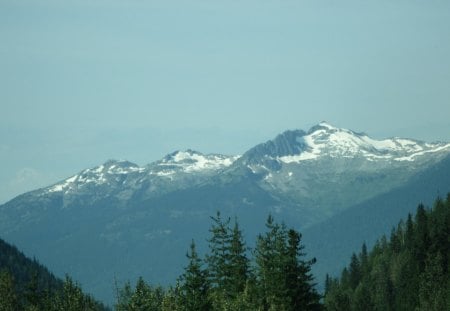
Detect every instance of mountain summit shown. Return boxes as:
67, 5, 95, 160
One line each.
243, 121, 450, 165
1, 123, 449, 304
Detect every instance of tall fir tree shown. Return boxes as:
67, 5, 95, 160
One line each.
206, 212, 232, 293
179, 240, 210, 311
228, 218, 249, 298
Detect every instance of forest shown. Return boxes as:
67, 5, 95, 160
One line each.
0, 237, 108, 311
1, 194, 450, 310
324, 194, 450, 311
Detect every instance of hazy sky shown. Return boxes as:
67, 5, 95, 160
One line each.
1, 0, 450, 203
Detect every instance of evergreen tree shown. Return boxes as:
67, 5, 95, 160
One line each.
179, 240, 210, 311
128, 277, 161, 311
348, 253, 361, 290
255, 215, 320, 311
206, 212, 232, 293
285, 229, 321, 311
54, 275, 91, 311
414, 203, 429, 271
228, 219, 249, 297
254, 215, 289, 310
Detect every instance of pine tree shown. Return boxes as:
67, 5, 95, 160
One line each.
206, 212, 232, 293
254, 215, 289, 310
206, 213, 249, 304
414, 204, 429, 271
255, 215, 320, 311
228, 218, 249, 297
179, 240, 210, 311
285, 229, 321, 311
129, 277, 153, 311
348, 253, 361, 290
54, 275, 88, 311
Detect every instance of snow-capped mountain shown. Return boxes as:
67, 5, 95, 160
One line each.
43, 150, 239, 205
43, 122, 450, 202
233, 122, 450, 218
241, 121, 450, 166
1, 123, 449, 304
277, 121, 450, 163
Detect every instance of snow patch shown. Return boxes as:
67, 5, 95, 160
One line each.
160, 151, 239, 173
47, 175, 78, 192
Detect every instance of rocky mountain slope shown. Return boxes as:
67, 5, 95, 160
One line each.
1, 122, 449, 304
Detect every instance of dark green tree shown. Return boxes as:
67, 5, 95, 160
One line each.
254, 215, 289, 310
206, 212, 232, 293
179, 240, 210, 311
255, 215, 320, 311
348, 253, 361, 290
228, 219, 249, 297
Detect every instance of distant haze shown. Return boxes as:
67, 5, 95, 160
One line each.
1, 0, 450, 204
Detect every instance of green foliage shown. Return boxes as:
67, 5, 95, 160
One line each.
324, 195, 450, 311
115, 213, 321, 311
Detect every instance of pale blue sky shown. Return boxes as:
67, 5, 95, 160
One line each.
1, 0, 450, 203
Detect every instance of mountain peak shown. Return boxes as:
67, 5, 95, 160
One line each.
279, 124, 450, 164
162, 149, 205, 163
308, 122, 356, 135
242, 123, 450, 166
156, 150, 239, 174
318, 121, 336, 130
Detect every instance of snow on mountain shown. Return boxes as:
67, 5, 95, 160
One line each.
277, 122, 450, 163
46, 151, 239, 194
43, 122, 450, 199
151, 150, 240, 176
47, 160, 145, 194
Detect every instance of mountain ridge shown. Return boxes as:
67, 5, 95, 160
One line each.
1, 122, 449, 304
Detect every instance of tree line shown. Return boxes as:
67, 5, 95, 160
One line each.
324, 194, 450, 311
115, 213, 322, 311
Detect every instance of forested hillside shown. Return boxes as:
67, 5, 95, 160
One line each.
115, 214, 322, 311
324, 195, 450, 311
0, 237, 109, 311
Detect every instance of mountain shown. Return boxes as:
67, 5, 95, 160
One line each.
0, 122, 449, 304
